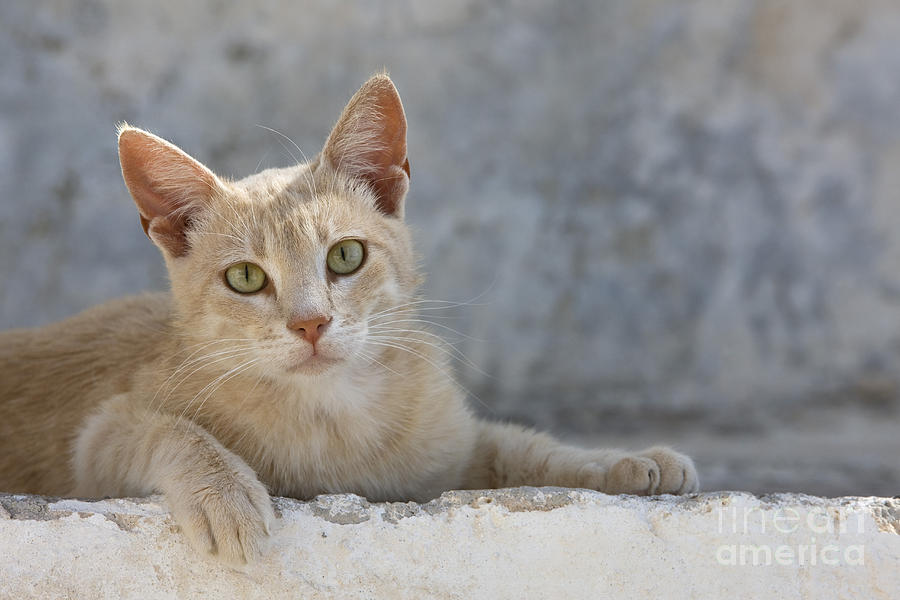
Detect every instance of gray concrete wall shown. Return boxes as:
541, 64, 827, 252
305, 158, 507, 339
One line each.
3, 0, 900, 432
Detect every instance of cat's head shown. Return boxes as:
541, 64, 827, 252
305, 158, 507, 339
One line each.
117, 74, 421, 379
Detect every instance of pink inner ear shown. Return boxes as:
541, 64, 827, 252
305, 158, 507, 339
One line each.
369, 162, 410, 216
323, 75, 410, 217
118, 127, 222, 257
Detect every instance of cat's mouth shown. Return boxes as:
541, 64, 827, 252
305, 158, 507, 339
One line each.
279, 334, 356, 376
285, 352, 341, 375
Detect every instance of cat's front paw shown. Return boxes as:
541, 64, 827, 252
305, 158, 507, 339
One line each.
165, 462, 275, 566
579, 446, 699, 496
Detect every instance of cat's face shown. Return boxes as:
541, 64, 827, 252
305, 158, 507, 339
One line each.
169, 167, 418, 379
118, 74, 418, 380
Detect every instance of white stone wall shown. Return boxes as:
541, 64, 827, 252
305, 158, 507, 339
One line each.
1, 490, 898, 599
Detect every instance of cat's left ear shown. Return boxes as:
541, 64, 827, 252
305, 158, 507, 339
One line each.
117, 125, 226, 257
321, 74, 410, 218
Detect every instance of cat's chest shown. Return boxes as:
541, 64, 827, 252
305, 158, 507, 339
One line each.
212, 376, 411, 498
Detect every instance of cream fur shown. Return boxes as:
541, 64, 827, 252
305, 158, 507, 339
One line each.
0, 74, 698, 565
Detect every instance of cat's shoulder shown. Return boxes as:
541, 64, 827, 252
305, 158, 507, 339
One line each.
65, 292, 176, 340
56, 291, 172, 326
0, 292, 175, 381
87, 291, 174, 320
1, 292, 174, 343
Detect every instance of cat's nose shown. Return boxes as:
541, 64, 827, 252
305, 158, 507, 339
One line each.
287, 315, 332, 345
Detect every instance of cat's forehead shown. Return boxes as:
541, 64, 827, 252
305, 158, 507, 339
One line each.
234, 165, 315, 203
212, 165, 374, 253
235, 164, 369, 210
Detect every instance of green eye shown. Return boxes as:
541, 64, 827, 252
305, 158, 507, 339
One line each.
225, 262, 267, 293
327, 239, 365, 275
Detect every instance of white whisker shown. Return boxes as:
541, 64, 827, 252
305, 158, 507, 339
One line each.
256, 124, 318, 200
152, 347, 257, 415
369, 318, 485, 342
368, 331, 488, 376
184, 358, 261, 424
365, 339, 494, 414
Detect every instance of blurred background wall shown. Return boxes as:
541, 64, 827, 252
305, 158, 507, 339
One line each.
2, 0, 899, 495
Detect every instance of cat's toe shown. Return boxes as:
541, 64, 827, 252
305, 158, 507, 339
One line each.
604, 456, 661, 495
170, 500, 216, 556
575, 461, 608, 490
168, 472, 275, 566
202, 483, 273, 565
638, 446, 699, 494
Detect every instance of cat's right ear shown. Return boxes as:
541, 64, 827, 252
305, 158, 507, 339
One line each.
117, 124, 225, 257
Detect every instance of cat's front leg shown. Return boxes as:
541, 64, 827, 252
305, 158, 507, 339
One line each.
71, 395, 274, 565
464, 421, 699, 495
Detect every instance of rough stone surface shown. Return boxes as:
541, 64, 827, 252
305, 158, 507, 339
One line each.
0, 489, 897, 599
2, 1, 900, 496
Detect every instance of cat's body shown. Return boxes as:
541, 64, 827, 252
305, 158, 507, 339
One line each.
0, 74, 698, 565
0, 292, 471, 502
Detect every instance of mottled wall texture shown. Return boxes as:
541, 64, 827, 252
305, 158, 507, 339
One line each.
3, 0, 900, 431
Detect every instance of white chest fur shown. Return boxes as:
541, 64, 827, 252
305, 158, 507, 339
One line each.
226, 370, 415, 499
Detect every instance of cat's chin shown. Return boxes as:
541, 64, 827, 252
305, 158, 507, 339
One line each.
284, 354, 341, 376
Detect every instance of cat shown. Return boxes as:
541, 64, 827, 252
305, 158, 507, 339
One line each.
0, 73, 698, 565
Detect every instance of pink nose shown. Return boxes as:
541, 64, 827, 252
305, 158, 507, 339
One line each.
287, 315, 332, 345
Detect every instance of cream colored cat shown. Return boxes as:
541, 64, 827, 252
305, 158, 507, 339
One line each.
0, 74, 698, 565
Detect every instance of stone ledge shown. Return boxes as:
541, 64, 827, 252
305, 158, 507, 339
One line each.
0, 489, 898, 599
